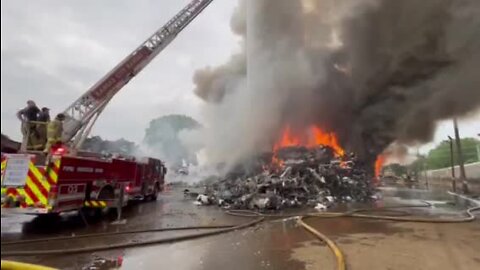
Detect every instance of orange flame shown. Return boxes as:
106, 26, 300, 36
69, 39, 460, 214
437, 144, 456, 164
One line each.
308, 126, 345, 156
274, 125, 301, 150
273, 125, 345, 156
374, 155, 386, 177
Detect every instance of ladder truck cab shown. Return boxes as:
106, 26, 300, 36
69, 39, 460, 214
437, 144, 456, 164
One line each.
0, 0, 212, 215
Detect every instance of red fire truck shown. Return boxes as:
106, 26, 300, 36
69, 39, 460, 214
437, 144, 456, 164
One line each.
1, 153, 166, 214
0, 0, 213, 214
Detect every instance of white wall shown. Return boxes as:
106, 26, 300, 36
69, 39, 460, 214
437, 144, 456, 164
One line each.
425, 162, 480, 179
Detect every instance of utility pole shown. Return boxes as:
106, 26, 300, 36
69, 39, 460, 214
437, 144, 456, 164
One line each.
476, 144, 480, 162
423, 162, 429, 190
478, 133, 480, 162
447, 136, 456, 192
415, 147, 420, 185
453, 118, 468, 193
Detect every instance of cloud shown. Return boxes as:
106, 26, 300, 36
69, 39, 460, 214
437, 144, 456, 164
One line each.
1, 0, 237, 142
2, 0, 477, 160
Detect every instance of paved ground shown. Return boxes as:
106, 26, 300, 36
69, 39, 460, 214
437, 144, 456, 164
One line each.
1, 186, 479, 270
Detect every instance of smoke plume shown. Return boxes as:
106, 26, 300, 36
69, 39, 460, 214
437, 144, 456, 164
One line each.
193, 0, 480, 168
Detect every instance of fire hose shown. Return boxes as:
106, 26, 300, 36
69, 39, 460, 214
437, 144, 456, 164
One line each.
225, 203, 479, 270
1, 203, 479, 270
0, 217, 264, 256
1, 260, 56, 270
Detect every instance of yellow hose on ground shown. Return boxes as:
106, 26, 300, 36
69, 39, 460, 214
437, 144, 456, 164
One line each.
1, 260, 57, 270
227, 203, 479, 270
298, 217, 346, 270
2, 202, 478, 270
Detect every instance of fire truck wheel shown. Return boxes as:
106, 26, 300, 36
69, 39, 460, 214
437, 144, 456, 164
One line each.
29, 213, 61, 227
97, 186, 115, 200
151, 184, 160, 201
80, 207, 101, 220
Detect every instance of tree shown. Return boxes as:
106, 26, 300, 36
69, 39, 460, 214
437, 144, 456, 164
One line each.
143, 114, 201, 166
82, 136, 138, 156
426, 137, 480, 170
383, 163, 407, 176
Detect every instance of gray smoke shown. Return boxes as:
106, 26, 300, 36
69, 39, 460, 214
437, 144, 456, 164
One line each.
193, 0, 480, 168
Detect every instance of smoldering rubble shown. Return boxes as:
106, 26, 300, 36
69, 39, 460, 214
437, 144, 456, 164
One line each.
189, 145, 376, 211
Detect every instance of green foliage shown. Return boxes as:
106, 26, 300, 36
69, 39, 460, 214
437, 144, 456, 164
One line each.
426, 138, 479, 170
143, 114, 201, 165
82, 136, 137, 155
383, 163, 407, 176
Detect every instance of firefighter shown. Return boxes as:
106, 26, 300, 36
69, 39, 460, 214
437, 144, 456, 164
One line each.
16, 100, 41, 149
38, 107, 51, 122
44, 113, 65, 154
36, 107, 50, 149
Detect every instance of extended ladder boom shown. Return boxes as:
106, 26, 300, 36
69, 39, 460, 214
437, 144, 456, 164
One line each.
62, 0, 213, 150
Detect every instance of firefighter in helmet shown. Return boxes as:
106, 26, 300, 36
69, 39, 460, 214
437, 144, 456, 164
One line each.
44, 113, 66, 153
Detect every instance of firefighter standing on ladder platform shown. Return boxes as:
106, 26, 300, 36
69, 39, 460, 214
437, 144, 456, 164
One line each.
44, 113, 65, 154
37, 107, 51, 149
1, 0, 211, 217
16, 100, 42, 150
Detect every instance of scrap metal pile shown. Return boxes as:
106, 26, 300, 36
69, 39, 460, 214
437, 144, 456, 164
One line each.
195, 145, 376, 211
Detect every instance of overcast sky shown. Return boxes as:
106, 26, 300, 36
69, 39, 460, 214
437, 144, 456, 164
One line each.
1, 0, 478, 153
1, 0, 239, 143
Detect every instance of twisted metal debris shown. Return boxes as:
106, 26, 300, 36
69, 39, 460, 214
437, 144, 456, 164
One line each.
195, 145, 376, 211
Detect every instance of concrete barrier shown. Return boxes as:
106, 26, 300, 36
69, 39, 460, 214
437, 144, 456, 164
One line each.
425, 162, 480, 180
419, 176, 480, 194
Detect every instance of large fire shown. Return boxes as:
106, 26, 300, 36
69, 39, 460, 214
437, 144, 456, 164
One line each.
273, 125, 345, 156
374, 155, 386, 178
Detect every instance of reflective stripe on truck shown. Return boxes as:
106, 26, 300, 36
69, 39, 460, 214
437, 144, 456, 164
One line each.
1, 155, 61, 208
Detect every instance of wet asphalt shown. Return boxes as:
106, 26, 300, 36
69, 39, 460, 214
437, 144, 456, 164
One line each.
1, 185, 479, 270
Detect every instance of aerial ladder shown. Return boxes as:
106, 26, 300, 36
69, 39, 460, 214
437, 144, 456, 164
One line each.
2, 0, 214, 214
32, 0, 214, 154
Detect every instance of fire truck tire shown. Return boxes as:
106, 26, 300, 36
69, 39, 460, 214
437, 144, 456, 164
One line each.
95, 187, 115, 215
151, 183, 160, 201
144, 183, 159, 201
80, 207, 103, 219
21, 214, 61, 233
31, 214, 61, 226
97, 186, 115, 200
36, 213, 60, 219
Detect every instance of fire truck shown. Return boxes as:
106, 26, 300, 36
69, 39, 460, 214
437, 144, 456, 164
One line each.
0, 0, 214, 214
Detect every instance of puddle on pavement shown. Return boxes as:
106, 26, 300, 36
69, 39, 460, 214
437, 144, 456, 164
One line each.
2, 186, 477, 270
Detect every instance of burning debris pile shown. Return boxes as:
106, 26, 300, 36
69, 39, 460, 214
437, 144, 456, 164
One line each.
192, 126, 376, 211
194, 0, 480, 171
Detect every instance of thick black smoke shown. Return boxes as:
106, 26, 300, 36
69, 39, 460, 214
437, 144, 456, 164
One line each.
193, 0, 480, 167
